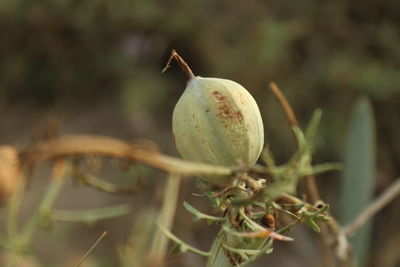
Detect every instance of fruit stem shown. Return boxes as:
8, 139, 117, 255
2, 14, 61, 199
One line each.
162, 49, 195, 80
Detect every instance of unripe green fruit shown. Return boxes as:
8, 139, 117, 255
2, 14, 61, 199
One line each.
172, 76, 264, 184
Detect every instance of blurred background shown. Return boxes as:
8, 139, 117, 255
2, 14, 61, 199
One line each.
0, 0, 399, 266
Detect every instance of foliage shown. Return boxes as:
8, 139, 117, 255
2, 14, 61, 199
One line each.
0, 113, 341, 267
0, 1, 399, 266
341, 97, 376, 266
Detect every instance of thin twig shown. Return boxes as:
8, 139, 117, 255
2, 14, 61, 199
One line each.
336, 177, 400, 264
269, 82, 299, 127
74, 231, 108, 267
148, 173, 181, 267
343, 177, 400, 236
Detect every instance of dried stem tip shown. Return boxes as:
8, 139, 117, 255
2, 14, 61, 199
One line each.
269, 82, 299, 127
162, 49, 195, 80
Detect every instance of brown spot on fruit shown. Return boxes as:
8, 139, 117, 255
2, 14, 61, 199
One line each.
234, 111, 243, 122
172, 133, 176, 145
212, 91, 225, 102
219, 103, 231, 117
212, 91, 242, 123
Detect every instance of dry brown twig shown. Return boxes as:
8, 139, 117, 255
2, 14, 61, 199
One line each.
162, 49, 195, 79
269, 82, 299, 128
268, 82, 333, 267
336, 177, 400, 261
344, 177, 400, 236
21, 134, 232, 178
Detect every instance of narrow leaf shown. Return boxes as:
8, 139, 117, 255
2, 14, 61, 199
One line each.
183, 201, 225, 223
305, 108, 322, 144
304, 216, 320, 233
52, 204, 132, 224
341, 96, 376, 267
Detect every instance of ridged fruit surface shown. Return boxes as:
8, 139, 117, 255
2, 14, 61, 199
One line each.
172, 76, 264, 172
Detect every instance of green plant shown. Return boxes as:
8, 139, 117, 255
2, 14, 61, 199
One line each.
161, 51, 342, 266
1, 51, 399, 267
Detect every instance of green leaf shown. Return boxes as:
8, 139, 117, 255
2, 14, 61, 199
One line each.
304, 216, 320, 233
183, 202, 225, 223
261, 145, 276, 168
195, 179, 222, 207
287, 126, 311, 167
264, 247, 273, 255
52, 204, 132, 224
291, 126, 308, 154
157, 223, 211, 257
307, 163, 344, 175
341, 96, 376, 267
305, 108, 322, 145
315, 215, 330, 222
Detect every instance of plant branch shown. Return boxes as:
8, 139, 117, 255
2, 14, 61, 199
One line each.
343, 177, 400, 236
269, 82, 299, 128
221, 243, 260, 256
336, 177, 400, 263
22, 134, 232, 178
183, 201, 226, 223
238, 218, 301, 267
157, 223, 211, 257
148, 173, 181, 266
